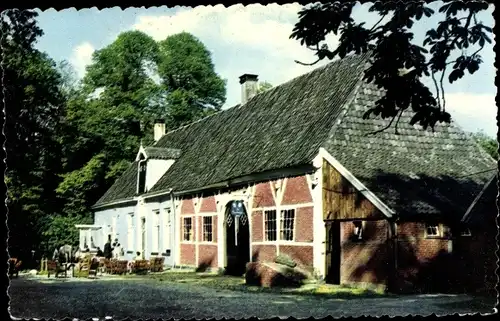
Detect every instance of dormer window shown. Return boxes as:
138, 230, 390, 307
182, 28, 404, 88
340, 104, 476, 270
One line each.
138, 160, 147, 193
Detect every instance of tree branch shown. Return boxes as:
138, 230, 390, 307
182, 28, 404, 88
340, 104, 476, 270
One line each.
393, 108, 404, 135
431, 71, 442, 110
370, 14, 387, 32
365, 112, 398, 136
439, 64, 447, 112
294, 58, 321, 66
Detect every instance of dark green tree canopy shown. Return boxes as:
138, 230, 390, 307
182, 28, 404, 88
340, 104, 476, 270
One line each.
290, 1, 493, 133
158, 32, 226, 127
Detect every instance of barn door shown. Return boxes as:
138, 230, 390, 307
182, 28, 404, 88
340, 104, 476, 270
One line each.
325, 221, 341, 284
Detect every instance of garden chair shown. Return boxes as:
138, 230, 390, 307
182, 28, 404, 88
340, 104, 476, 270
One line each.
47, 260, 67, 278
132, 259, 150, 274
9, 258, 22, 278
149, 257, 165, 273
114, 260, 128, 275
88, 258, 99, 278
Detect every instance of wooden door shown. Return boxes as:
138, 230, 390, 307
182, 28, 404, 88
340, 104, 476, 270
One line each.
325, 221, 341, 284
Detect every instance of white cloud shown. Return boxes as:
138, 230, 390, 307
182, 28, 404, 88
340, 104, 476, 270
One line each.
69, 42, 95, 78
445, 93, 497, 137
131, 4, 339, 107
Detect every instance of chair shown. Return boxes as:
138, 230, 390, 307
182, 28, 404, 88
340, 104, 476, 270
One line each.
88, 258, 99, 278
47, 260, 67, 278
149, 257, 165, 273
132, 259, 150, 274
114, 260, 128, 275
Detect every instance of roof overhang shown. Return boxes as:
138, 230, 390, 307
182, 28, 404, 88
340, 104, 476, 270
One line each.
461, 174, 497, 223
91, 198, 138, 210
75, 224, 103, 230
316, 147, 395, 219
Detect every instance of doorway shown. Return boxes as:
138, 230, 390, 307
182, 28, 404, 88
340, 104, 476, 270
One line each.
325, 221, 341, 284
224, 201, 250, 276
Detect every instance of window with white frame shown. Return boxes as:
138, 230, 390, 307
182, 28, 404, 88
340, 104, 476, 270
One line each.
163, 207, 172, 250
353, 221, 363, 240
203, 216, 213, 242
460, 227, 472, 236
264, 210, 277, 241
280, 209, 295, 241
183, 217, 193, 241
152, 210, 160, 252
425, 224, 440, 237
127, 213, 134, 250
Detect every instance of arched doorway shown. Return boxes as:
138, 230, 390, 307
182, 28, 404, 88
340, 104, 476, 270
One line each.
224, 200, 250, 276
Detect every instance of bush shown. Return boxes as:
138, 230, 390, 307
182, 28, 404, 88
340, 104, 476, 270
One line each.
274, 254, 297, 268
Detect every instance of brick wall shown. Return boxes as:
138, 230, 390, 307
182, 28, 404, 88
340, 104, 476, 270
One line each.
251, 245, 277, 263
249, 175, 315, 269
180, 244, 195, 265
198, 244, 218, 268
395, 222, 453, 293
340, 220, 389, 286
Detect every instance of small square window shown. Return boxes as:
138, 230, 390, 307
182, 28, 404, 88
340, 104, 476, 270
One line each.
425, 224, 440, 237
353, 221, 363, 241
460, 228, 472, 236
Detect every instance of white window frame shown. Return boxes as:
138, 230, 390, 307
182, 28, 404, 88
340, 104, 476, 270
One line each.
264, 210, 277, 241
460, 227, 472, 236
127, 213, 134, 251
152, 210, 160, 253
202, 216, 213, 242
425, 223, 441, 238
182, 217, 193, 242
279, 208, 295, 242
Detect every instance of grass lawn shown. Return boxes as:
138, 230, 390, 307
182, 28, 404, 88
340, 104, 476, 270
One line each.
136, 271, 389, 299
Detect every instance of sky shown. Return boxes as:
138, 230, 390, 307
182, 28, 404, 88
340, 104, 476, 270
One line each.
34, 2, 497, 137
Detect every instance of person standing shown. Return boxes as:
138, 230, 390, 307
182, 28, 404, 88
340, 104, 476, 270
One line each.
103, 236, 113, 260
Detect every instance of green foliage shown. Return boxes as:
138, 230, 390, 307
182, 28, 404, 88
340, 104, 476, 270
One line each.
40, 215, 91, 257
3, 11, 225, 262
257, 81, 273, 94
158, 32, 226, 128
290, 1, 493, 132
471, 131, 498, 160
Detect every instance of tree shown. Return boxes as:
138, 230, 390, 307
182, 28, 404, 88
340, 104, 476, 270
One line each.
290, 1, 493, 133
471, 131, 498, 160
2, 9, 66, 262
157, 32, 226, 128
257, 81, 273, 94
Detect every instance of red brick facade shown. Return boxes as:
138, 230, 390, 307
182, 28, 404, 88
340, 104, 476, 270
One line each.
340, 220, 389, 286
177, 175, 315, 271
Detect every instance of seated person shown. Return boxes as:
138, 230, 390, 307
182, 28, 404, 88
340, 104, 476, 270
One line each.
96, 247, 104, 257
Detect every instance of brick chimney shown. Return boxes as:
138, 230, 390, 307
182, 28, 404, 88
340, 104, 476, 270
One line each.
239, 74, 259, 105
153, 119, 166, 142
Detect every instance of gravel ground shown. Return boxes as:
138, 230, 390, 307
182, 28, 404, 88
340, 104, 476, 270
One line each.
8, 276, 497, 320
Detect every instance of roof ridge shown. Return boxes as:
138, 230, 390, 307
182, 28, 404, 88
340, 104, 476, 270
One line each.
155, 53, 367, 146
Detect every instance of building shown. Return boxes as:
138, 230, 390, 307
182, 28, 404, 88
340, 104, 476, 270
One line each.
78, 52, 497, 292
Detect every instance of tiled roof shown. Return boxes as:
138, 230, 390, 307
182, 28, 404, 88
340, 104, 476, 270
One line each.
144, 147, 182, 160
93, 161, 139, 207
94, 52, 496, 220
461, 175, 498, 226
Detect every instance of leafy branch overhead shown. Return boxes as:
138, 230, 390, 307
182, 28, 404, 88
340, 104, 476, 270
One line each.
290, 1, 492, 133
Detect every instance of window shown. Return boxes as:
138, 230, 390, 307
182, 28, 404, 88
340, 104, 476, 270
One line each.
127, 213, 134, 250
264, 210, 277, 241
183, 217, 193, 241
138, 160, 147, 193
461, 228, 472, 236
152, 210, 160, 252
353, 221, 363, 240
425, 224, 440, 237
164, 208, 172, 250
203, 216, 213, 242
280, 209, 295, 241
